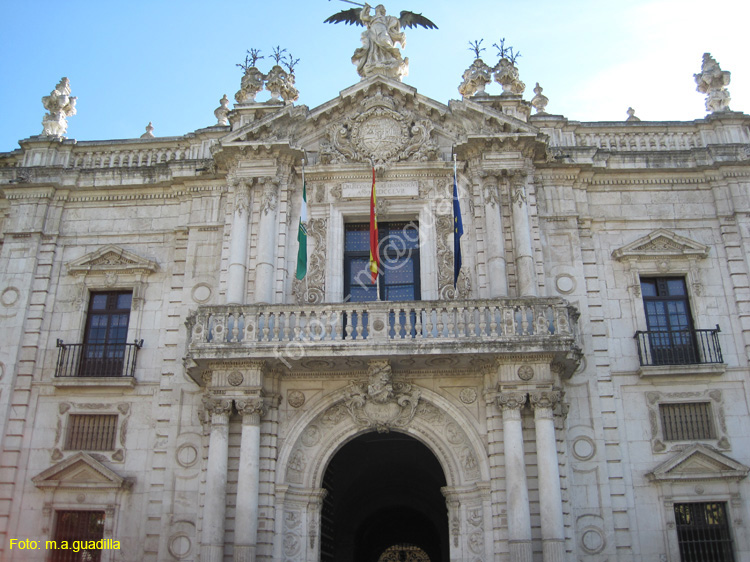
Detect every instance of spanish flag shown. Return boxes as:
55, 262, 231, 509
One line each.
369, 167, 380, 284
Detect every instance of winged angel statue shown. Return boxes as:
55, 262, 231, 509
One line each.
325, 2, 437, 80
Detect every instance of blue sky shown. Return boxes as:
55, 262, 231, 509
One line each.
1, 0, 748, 152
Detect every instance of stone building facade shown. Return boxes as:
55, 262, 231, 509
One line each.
0, 35, 749, 562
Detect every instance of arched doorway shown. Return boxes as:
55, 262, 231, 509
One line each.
320, 431, 449, 562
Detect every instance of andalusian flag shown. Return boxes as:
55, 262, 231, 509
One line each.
369, 167, 380, 284
295, 179, 308, 280
453, 159, 463, 288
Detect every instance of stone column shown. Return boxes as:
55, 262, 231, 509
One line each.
201, 397, 233, 562
509, 173, 537, 297
483, 175, 508, 297
234, 398, 266, 562
498, 391, 532, 562
254, 178, 280, 304
227, 180, 251, 304
530, 391, 565, 562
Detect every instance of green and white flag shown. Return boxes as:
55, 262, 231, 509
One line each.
295, 179, 308, 280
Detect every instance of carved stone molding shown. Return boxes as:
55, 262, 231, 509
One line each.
344, 360, 421, 432
293, 217, 327, 304
260, 179, 280, 215
232, 179, 252, 216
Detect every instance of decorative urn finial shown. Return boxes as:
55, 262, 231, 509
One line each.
694, 53, 731, 113
41, 77, 77, 137
458, 40, 493, 98
531, 83, 549, 114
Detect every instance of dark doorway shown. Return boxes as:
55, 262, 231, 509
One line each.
320, 432, 449, 562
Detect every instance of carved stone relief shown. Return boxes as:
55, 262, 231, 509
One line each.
436, 214, 471, 299
293, 217, 327, 304
343, 360, 420, 432
320, 89, 438, 171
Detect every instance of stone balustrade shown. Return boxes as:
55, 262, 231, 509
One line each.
575, 130, 701, 151
186, 297, 581, 376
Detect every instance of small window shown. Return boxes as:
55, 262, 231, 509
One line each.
660, 402, 715, 441
64, 414, 118, 451
52, 510, 105, 562
674, 502, 735, 562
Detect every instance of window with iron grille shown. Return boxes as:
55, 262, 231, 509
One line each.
51, 510, 105, 562
660, 402, 715, 441
64, 414, 118, 451
674, 502, 735, 562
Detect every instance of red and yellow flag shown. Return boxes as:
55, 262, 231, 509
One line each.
369, 167, 380, 283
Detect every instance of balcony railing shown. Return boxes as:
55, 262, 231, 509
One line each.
185, 298, 581, 373
634, 327, 723, 367
55, 339, 144, 378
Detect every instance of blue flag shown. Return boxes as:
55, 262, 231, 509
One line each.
453, 170, 463, 288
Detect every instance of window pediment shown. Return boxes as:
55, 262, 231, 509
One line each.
647, 444, 749, 483
66, 245, 158, 276
32, 452, 133, 491
612, 229, 709, 261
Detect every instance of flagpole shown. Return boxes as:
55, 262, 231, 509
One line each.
302, 156, 309, 299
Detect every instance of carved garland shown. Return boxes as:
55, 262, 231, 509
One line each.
293, 217, 327, 304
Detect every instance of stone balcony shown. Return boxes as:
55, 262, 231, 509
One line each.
184, 297, 582, 381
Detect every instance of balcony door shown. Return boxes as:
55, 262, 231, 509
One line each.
641, 277, 696, 364
80, 291, 132, 377
344, 222, 421, 303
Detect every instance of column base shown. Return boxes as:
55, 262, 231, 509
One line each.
542, 538, 565, 562
509, 539, 532, 562
234, 544, 256, 562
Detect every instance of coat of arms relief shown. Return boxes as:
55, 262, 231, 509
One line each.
320, 88, 438, 171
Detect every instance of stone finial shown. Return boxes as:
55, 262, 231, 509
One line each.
41, 77, 77, 137
140, 122, 155, 139
626, 107, 641, 122
235, 67, 266, 103
458, 58, 493, 98
265, 65, 298, 104
494, 58, 525, 96
214, 95, 230, 125
694, 53, 731, 113
531, 83, 549, 114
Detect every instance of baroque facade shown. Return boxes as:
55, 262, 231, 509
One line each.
0, 22, 749, 562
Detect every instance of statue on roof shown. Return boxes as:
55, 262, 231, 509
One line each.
325, 2, 437, 81
694, 53, 731, 113
41, 77, 77, 138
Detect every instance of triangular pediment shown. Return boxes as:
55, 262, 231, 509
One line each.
612, 229, 710, 261
66, 245, 158, 275
217, 75, 541, 168
32, 452, 133, 490
647, 444, 749, 483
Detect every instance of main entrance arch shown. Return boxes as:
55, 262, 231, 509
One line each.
320, 431, 448, 562
272, 384, 493, 561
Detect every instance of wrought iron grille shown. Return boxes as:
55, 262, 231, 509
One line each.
51, 510, 105, 562
64, 414, 118, 451
634, 326, 722, 366
660, 402, 715, 441
55, 339, 143, 378
674, 502, 735, 562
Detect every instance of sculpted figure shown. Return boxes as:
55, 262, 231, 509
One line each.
325, 2, 436, 80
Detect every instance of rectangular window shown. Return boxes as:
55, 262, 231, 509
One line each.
344, 222, 420, 302
640, 277, 697, 364
64, 414, 118, 451
660, 402, 715, 441
52, 510, 105, 562
80, 291, 132, 377
674, 502, 735, 562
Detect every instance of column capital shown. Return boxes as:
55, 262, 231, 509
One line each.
202, 396, 233, 424
529, 390, 562, 409
497, 391, 527, 411
236, 397, 266, 425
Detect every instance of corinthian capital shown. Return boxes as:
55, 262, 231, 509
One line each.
202, 396, 233, 424
497, 391, 527, 411
529, 390, 562, 410
236, 398, 266, 425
